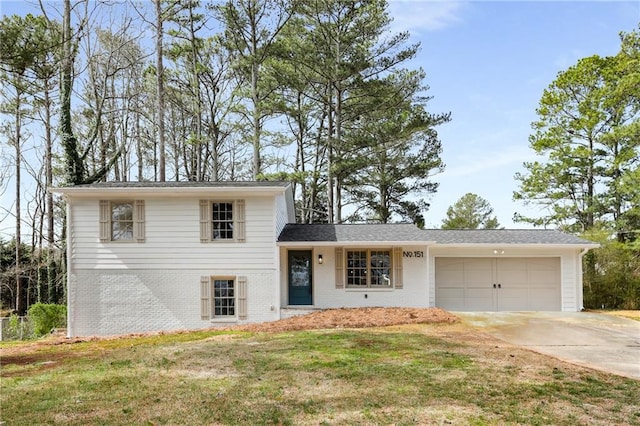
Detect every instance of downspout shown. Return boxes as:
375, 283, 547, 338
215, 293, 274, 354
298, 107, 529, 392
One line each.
66, 198, 74, 337
577, 247, 589, 311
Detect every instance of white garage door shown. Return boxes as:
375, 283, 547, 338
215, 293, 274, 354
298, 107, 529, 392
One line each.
435, 257, 561, 311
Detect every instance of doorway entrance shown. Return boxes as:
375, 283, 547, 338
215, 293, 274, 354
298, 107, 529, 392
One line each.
288, 250, 313, 305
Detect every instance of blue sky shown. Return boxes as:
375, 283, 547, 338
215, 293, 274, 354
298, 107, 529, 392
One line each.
385, 0, 640, 227
1, 1, 639, 236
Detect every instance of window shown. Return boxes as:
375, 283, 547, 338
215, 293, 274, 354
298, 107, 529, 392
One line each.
111, 202, 133, 240
199, 200, 245, 242
200, 276, 248, 320
99, 200, 145, 243
346, 249, 392, 288
212, 202, 233, 240
213, 279, 235, 317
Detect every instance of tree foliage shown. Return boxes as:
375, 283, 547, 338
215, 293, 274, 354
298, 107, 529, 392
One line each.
516, 25, 640, 309
441, 193, 500, 229
514, 26, 640, 240
0, 0, 450, 311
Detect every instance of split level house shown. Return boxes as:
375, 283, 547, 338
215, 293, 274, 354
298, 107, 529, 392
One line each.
51, 181, 598, 337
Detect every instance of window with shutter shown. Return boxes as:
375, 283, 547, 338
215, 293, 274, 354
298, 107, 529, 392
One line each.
201, 276, 240, 320
199, 200, 246, 243
99, 200, 145, 243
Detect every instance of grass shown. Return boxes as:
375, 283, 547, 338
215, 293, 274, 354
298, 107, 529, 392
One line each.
2, 325, 639, 425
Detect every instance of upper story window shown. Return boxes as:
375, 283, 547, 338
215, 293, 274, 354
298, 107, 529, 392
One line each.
99, 200, 145, 243
212, 202, 234, 240
111, 202, 133, 240
200, 200, 245, 243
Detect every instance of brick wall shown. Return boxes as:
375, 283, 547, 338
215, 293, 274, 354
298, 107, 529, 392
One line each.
69, 269, 279, 337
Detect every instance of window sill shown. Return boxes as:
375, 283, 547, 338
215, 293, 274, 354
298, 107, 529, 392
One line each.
345, 287, 394, 292
209, 318, 237, 323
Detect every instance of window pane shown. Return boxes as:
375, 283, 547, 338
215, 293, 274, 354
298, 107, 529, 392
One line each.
112, 222, 133, 241
347, 251, 367, 286
213, 279, 235, 317
112, 203, 133, 221
212, 203, 234, 240
370, 251, 391, 286
111, 202, 134, 241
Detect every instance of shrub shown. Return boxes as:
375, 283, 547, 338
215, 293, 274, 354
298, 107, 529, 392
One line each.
27, 303, 66, 337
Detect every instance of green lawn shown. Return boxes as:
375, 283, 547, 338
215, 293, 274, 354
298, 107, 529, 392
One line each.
2, 325, 639, 425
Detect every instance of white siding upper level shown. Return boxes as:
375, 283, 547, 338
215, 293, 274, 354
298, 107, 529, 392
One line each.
69, 195, 286, 270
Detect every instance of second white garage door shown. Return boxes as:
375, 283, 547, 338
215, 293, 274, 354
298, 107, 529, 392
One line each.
435, 257, 561, 311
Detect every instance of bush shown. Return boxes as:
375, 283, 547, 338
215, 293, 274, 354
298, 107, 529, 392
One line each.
27, 303, 66, 337
583, 240, 640, 310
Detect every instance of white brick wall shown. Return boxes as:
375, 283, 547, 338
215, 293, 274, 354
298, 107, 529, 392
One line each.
69, 269, 280, 336
280, 246, 431, 310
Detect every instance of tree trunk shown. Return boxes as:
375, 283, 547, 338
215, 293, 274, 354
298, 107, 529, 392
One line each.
154, 0, 166, 182
61, 0, 84, 185
15, 89, 25, 315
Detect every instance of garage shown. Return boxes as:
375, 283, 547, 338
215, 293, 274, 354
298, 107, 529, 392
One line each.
435, 257, 561, 311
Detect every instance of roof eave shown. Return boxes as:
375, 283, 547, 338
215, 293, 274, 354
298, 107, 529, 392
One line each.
49, 184, 291, 198
431, 243, 600, 249
277, 240, 436, 247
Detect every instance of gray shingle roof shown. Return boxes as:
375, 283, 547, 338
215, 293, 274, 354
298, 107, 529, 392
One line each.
278, 225, 596, 245
422, 229, 595, 245
278, 224, 429, 242
64, 181, 290, 189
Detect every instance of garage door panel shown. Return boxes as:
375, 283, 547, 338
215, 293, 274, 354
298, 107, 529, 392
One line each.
466, 288, 495, 311
436, 257, 561, 312
529, 270, 559, 284
437, 269, 465, 284
498, 288, 529, 311
530, 289, 560, 310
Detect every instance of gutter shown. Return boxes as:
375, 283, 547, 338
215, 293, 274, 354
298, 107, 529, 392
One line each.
49, 185, 291, 198
276, 241, 436, 247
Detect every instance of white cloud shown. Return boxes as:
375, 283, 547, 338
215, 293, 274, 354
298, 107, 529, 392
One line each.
388, 0, 466, 34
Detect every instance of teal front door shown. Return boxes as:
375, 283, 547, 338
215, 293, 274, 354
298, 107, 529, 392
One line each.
288, 250, 313, 305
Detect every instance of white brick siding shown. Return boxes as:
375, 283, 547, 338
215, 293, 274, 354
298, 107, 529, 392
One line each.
69, 269, 279, 336
280, 246, 430, 310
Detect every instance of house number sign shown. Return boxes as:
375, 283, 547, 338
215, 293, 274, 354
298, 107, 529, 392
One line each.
403, 251, 424, 258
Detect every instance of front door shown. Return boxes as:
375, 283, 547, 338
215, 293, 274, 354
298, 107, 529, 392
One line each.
288, 250, 313, 305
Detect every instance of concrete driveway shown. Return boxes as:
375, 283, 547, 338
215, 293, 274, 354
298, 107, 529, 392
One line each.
457, 311, 640, 379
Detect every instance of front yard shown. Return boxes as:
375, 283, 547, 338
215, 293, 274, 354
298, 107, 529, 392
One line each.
1, 309, 639, 425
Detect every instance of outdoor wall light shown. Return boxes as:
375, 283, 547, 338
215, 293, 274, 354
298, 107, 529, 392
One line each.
318, 254, 323, 264
493, 249, 505, 255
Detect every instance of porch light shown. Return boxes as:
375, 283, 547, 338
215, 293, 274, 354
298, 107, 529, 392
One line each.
318, 254, 323, 264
